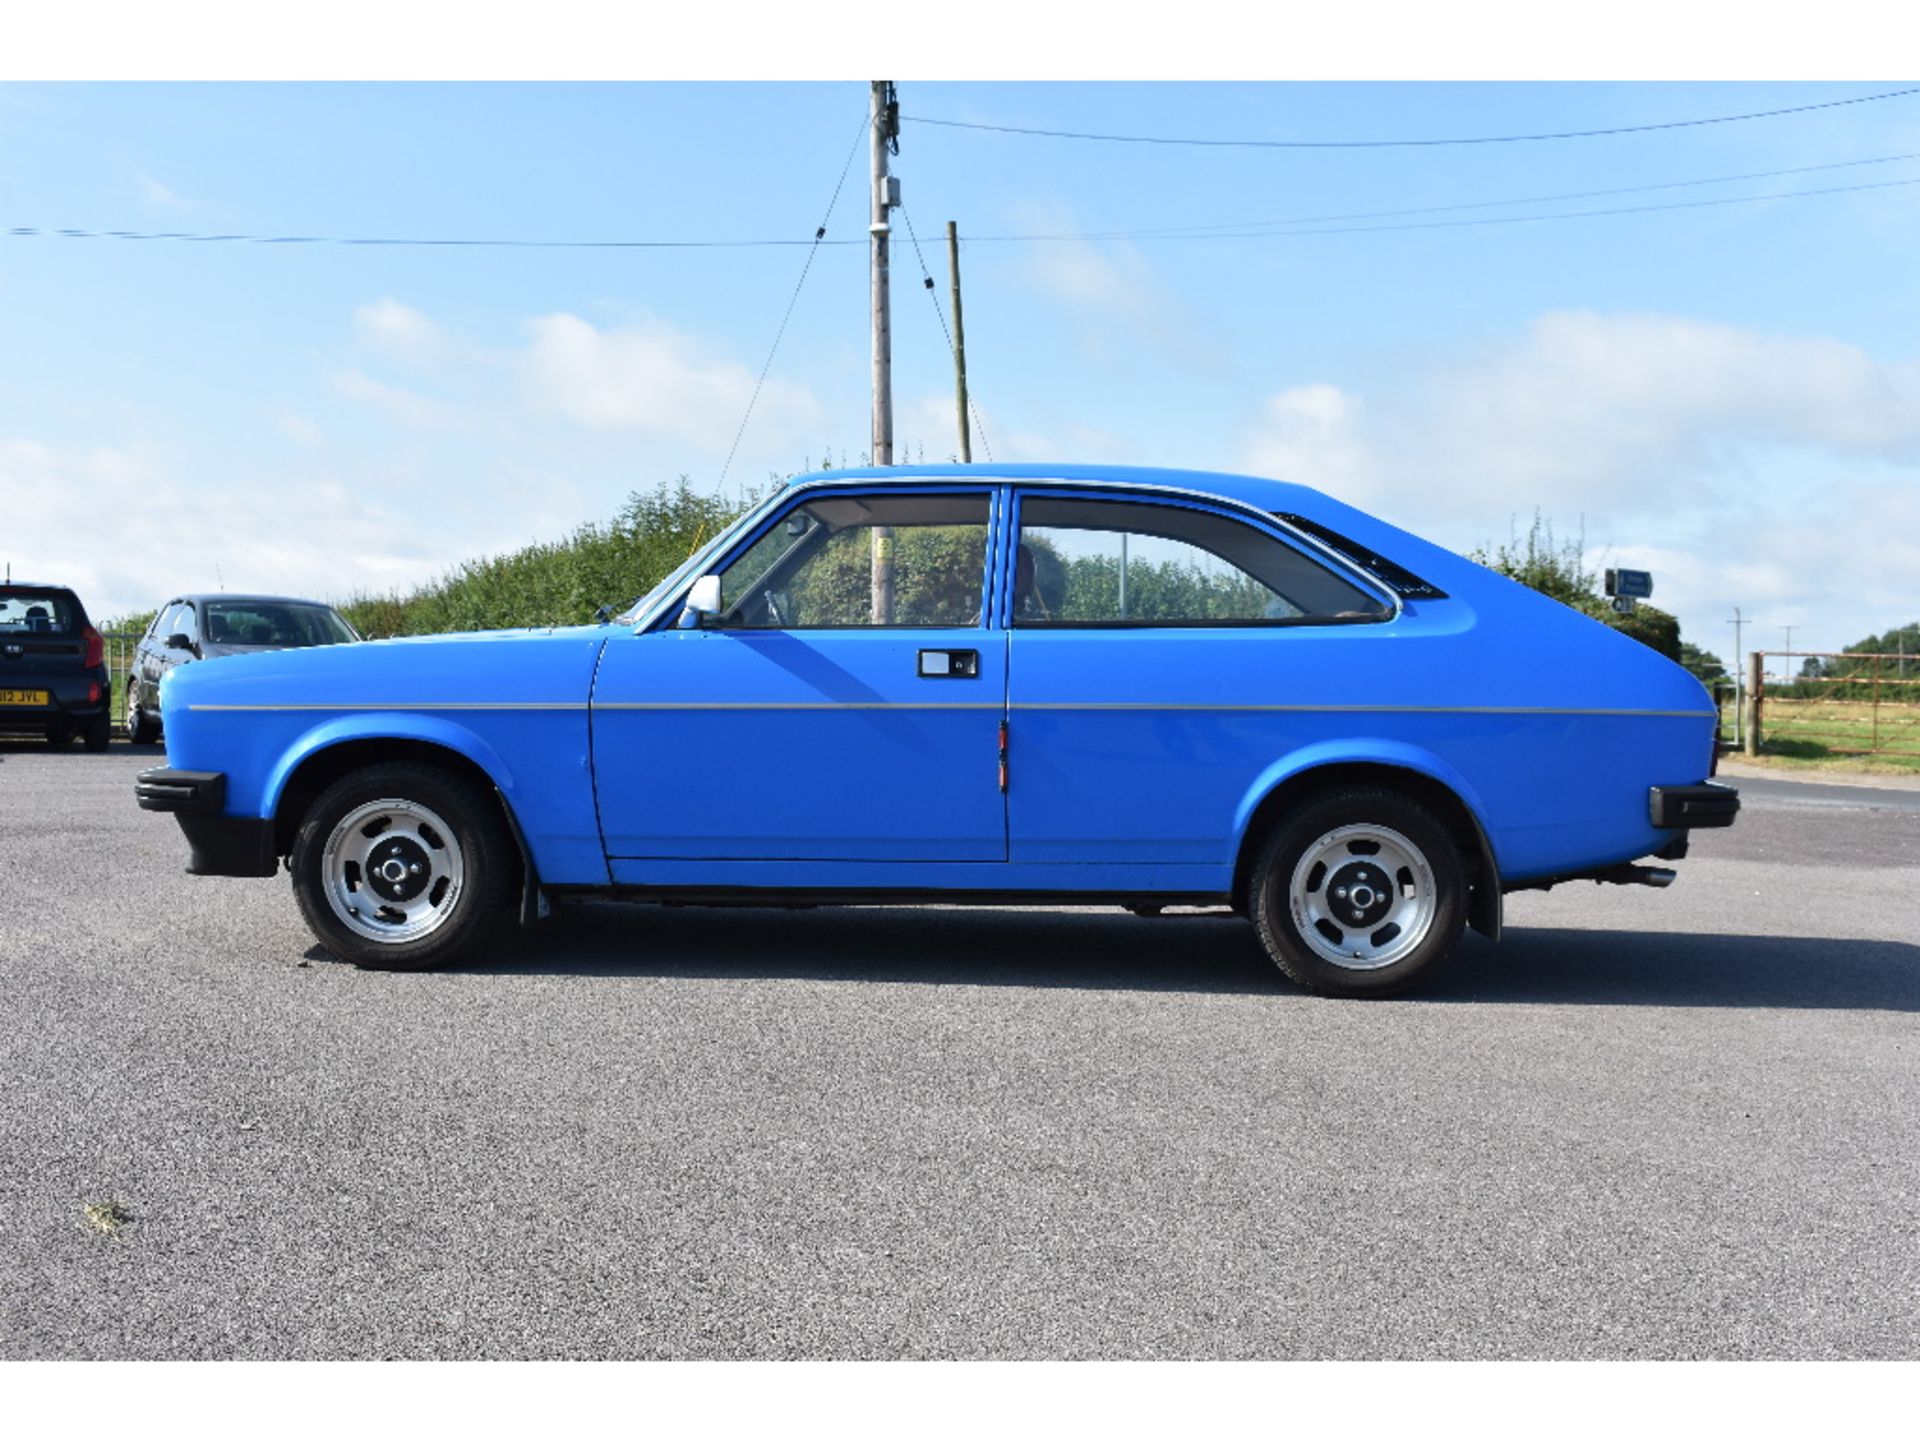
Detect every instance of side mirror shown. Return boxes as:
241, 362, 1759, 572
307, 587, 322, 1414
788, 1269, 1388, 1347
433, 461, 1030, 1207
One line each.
678, 574, 723, 629
166, 632, 194, 652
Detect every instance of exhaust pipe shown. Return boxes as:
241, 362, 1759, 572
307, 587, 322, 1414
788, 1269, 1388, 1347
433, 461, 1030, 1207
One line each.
1594, 864, 1676, 888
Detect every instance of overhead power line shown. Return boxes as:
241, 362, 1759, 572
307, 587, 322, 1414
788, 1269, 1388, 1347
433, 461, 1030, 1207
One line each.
717, 109, 871, 486
9, 154, 1920, 255
903, 86, 1920, 150
4, 224, 837, 249
991, 172, 1920, 244
1024, 150, 1920, 240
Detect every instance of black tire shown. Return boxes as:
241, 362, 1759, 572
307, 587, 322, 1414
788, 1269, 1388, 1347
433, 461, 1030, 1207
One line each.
44, 725, 73, 748
1247, 786, 1467, 998
82, 713, 111, 752
290, 761, 515, 971
126, 680, 159, 744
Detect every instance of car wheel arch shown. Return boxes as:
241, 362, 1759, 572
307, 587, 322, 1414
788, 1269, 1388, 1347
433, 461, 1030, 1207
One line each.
270, 737, 533, 902
1231, 757, 1502, 941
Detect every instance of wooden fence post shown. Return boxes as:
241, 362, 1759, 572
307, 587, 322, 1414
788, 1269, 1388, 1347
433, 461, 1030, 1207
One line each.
1745, 650, 1764, 757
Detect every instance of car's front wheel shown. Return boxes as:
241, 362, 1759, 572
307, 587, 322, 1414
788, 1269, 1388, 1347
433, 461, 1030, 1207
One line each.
126, 679, 159, 744
1248, 786, 1467, 997
291, 761, 514, 970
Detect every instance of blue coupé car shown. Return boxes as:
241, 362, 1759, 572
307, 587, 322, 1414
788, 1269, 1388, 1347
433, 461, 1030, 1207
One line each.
135, 465, 1737, 996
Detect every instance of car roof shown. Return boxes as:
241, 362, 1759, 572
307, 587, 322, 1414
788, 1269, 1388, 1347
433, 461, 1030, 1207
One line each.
782, 462, 1484, 600
1, 580, 80, 592
176, 594, 341, 607
785, 463, 1321, 513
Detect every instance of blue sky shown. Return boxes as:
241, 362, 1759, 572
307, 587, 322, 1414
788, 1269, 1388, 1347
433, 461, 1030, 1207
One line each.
3, 79, 1918, 662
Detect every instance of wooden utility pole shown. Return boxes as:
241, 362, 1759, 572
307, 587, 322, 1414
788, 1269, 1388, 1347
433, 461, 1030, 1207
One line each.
869, 80, 896, 467
947, 220, 972, 463
869, 80, 897, 621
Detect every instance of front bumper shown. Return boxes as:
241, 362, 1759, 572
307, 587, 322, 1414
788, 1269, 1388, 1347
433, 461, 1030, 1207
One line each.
1649, 781, 1741, 829
135, 768, 279, 877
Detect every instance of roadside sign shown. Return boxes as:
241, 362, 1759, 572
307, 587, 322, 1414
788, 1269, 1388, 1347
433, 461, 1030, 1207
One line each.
1605, 568, 1653, 600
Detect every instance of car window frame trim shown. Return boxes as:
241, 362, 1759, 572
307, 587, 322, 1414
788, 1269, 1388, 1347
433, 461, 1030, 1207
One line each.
631, 475, 1402, 636
638, 481, 1009, 636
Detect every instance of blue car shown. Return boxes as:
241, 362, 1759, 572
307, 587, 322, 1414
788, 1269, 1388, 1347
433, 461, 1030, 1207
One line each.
135, 465, 1737, 996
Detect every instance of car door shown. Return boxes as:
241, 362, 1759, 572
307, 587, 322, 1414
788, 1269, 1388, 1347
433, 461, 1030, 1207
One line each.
1004, 490, 1397, 867
590, 486, 1010, 866
145, 601, 182, 689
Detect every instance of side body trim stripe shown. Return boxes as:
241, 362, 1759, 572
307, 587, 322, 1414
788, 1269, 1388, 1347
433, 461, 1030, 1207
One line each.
190, 701, 1715, 719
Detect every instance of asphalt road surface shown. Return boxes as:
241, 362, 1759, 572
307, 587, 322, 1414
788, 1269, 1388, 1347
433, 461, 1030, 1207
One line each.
3, 742, 1916, 1359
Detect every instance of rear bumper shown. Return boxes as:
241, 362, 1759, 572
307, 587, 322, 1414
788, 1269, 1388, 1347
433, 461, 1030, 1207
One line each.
1649, 781, 1741, 829
0, 667, 109, 727
135, 768, 279, 877
0, 695, 108, 732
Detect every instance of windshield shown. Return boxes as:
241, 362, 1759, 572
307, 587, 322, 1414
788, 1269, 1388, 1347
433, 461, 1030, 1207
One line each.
616, 496, 780, 626
204, 601, 358, 647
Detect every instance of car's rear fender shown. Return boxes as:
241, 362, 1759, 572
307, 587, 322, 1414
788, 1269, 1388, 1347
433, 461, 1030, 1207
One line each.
1231, 740, 1503, 939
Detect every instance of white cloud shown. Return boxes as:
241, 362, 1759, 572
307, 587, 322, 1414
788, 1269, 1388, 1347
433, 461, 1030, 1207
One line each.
276, 408, 323, 447
136, 171, 195, 210
1028, 232, 1155, 315
328, 366, 459, 430
521, 311, 821, 450
0, 435, 517, 624
1014, 203, 1222, 373
1242, 384, 1370, 495
1237, 311, 1920, 655
353, 298, 445, 367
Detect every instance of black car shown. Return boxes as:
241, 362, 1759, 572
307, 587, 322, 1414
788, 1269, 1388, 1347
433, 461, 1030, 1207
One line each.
0, 582, 113, 750
126, 594, 361, 743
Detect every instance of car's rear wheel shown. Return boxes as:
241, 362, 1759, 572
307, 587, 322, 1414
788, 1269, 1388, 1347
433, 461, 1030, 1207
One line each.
126, 680, 159, 744
291, 761, 514, 970
82, 712, 110, 752
1248, 786, 1466, 997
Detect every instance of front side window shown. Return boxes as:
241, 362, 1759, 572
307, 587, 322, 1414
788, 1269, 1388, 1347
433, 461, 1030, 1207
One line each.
1014, 496, 1391, 627
716, 492, 992, 629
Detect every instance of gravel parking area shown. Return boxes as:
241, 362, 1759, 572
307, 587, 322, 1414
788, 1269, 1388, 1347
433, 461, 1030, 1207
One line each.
2, 743, 1916, 1359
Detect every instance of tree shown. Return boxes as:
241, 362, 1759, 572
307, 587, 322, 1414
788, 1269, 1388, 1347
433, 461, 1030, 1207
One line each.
1678, 642, 1727, 684
1469, 511, 1683, 662
337, 477, 757, 637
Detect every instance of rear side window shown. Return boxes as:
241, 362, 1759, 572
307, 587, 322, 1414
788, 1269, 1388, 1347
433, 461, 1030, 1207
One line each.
1014, 497, 1392, 627
1273, 513, 1448, 600
0, 588, 80, 634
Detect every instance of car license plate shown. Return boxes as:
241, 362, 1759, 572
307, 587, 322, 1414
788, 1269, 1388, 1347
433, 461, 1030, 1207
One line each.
0, 688, 51, 706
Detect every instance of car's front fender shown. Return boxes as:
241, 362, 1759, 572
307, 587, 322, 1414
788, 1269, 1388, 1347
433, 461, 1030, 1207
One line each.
259, 712, 520, 818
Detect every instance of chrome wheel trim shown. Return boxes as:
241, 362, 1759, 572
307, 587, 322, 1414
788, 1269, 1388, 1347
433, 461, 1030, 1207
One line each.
1287, 823, 1438, 972
125, 682, 142, 732
319, 798, 466, 945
